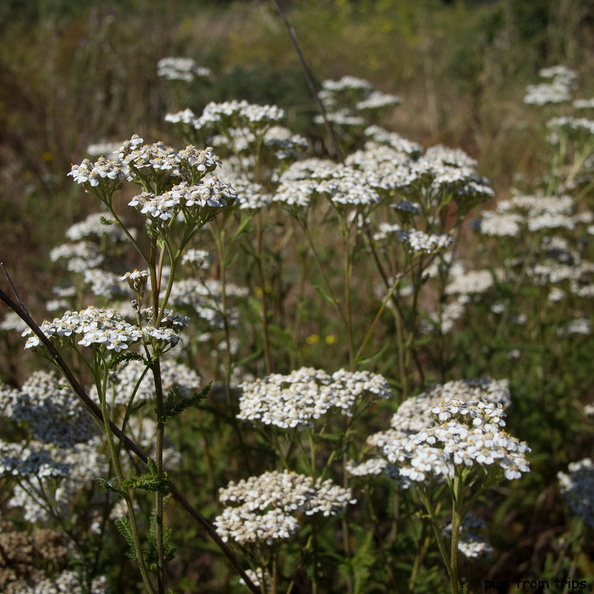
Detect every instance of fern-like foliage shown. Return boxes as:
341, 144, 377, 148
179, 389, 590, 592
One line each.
108, 351, 145, 370
145, 508, 176, 569
121, 472, 171, 493
161, 382, 211, 423
115, 516, 138, 560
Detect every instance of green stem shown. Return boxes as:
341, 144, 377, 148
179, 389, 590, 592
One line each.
151, 358, 167, 594
341, 216, 355, 369
417, 487, 455, 591
255, 211, 273, 373
300, 222, 349, 330
97, 351, 156, 594
448, 478, 463, 594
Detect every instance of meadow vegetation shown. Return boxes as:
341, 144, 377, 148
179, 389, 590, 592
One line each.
1, 1, 593, 592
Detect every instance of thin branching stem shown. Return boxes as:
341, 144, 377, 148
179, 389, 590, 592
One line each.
0, 283, 261, 594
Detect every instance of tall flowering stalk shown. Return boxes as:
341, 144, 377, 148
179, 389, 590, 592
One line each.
5, 135, 258, 593
212, 366, 392, 592
349, 381, 530, 593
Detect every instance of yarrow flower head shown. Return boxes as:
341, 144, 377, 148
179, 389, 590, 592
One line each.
190, 100, 286, 135
120, 139, 221, 189
318, 76, 401, 124
65, 211, 132, 243
443, 514, 494, 559
92, 359, 201, 407
214, 470, 355, 546
121, 269, 150, 293
21, 306, 163, 353
69, 136, 233, 230
348, 378, 525, 485
128, 178, 237, 227
157, 57, 211, 82
238, 367, 392, 429
1, 371, 98, 447
397, 230, 453, 255
68, 157, 127, 191
524, 65, 578, 106
181, 249, 213, 269
50, 241, 104, 273
558, 458, 594, 528
384, 399, 528, 486
474, 193, 577, 237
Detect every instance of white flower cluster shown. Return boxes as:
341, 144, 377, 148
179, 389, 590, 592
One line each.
50, 241, 104, 273
84, 269, 129, 299
181, 248, 213, 269
321, 76, 374, 93
347, 146, 412, 176
409, 145, 494, 211
558, 458, 594, 528
556, 317, 591, 336
208, 125, 308, 162
475, 194, 583, 237
474, 210, 523, 237
397, 230, 453, 255
157, 56, 211, 82
357, 90, 402, 111
70, 136, 226, 204
349, 378, 515, 478
68, 156, 127, 189
230, 178, 272, 210
1, 371, 98, 447
167, 107, 306, 170
188, 100, 286, 133
446, 268, 498, 296
385, 378, 511, 439
573, 98, 594, 110
128, 178, 237, 222
19, 570, 110, 594
547, 116, 594, 144
318, 76, 400, 124
524, 65, 577, 106
420, 299, 467, 336
313, 110, 366, 127
124, 140, 221, 182
369, 398, 529, 486
99, 358, 202, 406
262, 125, 309, 160
164, 107, 196, 125
65, 211, 131, 242
372, 222, 401, 242
539, 65, 578, 84
315, 166, 382, 207
23, 306, 138, 350
238, 367, 392, 429
239, 568, 271, 590
364, 125, 423, 157
1, 435, 107, 524
346, 134, 493, 213
22, 306, 180, 352
86, 140, 121, 158
169, 278, 246, 329
0, 311, 28, 333
271, 179, 319, 209
274, 154, 417, 211
214, 470, 355, 545
0, 440, 69, 479
524, 83, 573, 106
443, 514, 493, 559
